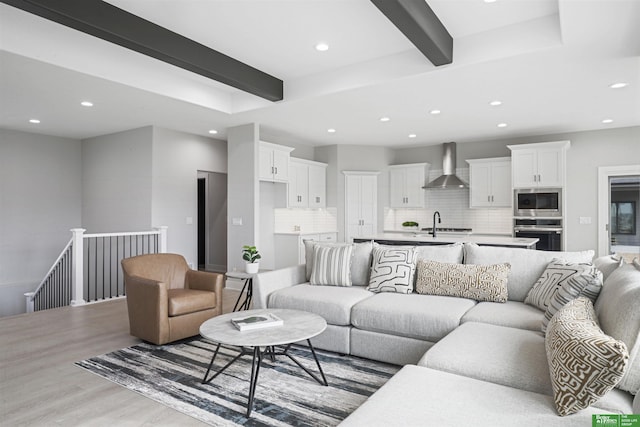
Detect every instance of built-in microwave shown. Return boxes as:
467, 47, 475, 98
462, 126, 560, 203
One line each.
514, 188, 562, 217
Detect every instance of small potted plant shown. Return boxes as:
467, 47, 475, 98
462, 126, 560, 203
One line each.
242, 245, 261, 274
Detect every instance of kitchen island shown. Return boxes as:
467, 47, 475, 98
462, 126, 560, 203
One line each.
354, 232, 539, 249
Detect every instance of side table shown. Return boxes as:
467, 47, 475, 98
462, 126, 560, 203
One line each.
226, 271, 254, 312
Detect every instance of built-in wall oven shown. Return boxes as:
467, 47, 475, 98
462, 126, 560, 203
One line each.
514, 218, 563, 251
513, 188, 563, 251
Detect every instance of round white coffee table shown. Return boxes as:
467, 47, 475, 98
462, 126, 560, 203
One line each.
199, 308, 328, 417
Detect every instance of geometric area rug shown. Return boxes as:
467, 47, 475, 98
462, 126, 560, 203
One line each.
75, 337, 400, 426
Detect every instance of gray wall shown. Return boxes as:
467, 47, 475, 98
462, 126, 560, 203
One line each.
82, 127, 153, 232
0, 129, 82, 316
152, 127, 227, 267
226, 124, 260, 272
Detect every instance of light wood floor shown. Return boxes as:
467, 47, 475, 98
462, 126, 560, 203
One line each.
0, 288, 243, 426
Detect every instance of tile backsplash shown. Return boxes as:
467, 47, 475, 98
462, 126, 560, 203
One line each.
275, 207, 338, 233
384, 168, 513, 235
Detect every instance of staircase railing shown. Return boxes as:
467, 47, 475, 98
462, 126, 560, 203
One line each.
25, 226, 167, 312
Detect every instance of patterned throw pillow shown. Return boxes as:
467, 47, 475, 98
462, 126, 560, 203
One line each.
310, 244, 353, 287
545, 297, 628, 417
415, 260, 510, 303
541, 268, 603, 333
525, 259, 600, 311
367, 246, 418, 294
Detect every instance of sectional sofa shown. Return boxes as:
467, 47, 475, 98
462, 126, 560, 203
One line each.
254, 242, 640, 425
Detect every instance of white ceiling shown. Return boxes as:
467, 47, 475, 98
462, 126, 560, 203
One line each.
1, 0, 639, 147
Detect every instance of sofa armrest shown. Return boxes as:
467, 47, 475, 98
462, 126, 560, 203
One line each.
185, 270, 224, 313
124, 276, 169, 344
253, 264, 306, 309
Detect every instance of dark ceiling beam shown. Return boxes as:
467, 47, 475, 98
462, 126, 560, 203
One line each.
1, 0, 283, 101
370, 0, 453, 66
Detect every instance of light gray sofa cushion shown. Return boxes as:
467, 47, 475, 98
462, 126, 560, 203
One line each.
463, 243, 594, 302
268, 284, 372, 326
419, 322, 552, 395
351, 293, 476, 341
415, 242, 464, 263
461, 300, 544, 331
594, 254, 624, 281
594, 263, 640, 394
340, 365, 609, 427
350, 328, 434, 366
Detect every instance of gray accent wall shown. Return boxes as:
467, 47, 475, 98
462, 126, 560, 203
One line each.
82, 126, 153, 232
0, 129, 82, 316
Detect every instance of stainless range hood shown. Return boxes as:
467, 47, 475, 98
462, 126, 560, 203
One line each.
423, 142, 468, 189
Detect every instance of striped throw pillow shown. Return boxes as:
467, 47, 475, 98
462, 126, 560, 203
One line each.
546, 297, 628, 416
310, 244, 353, 286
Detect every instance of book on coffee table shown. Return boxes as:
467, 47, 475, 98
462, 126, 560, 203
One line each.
231, 312, 283, 331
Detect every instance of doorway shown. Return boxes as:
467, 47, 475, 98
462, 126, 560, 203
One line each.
598, 165, 640, 258
197, 171, 228, 272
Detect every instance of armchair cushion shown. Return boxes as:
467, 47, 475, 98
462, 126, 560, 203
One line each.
167, 289, 218, 316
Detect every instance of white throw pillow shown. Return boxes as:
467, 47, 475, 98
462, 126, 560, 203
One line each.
367, 246, 418, 294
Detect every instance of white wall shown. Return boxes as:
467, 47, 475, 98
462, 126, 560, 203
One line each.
82, 127, 153, 232
0, 129, 82, 316
152, 127, 227, 268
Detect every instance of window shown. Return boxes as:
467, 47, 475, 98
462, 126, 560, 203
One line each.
611, 201, 636, 235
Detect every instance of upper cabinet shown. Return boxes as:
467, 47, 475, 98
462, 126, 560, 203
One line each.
508, 141, 570, 188
388, 163, 429, 208
466, 157, 511, 208
259, 141, 294, 183
288, 158, 327, 208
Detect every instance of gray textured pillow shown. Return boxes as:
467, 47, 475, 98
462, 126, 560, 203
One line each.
541, 264, 603, 333
415, 243, 464, 264
546, 297, 628, 416
367, 246, 418, 294
415, 260, 510, 303
310, 244, 353, 287
525, 259, 600, 311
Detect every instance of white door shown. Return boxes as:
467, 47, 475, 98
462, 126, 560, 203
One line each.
389, 168, 405, 208
470, 162, 492, 207
537, 147, 563, 187
511, 149, 538, 188
491, 160, 512, 207
308, 164, 326, 208
404, 165, 425, 208
288, 161, 308, 207
272, 149, 290, 182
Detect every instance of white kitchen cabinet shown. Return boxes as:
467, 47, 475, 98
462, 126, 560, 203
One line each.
388, 163, 429, 208
273, 232, 337, 268
508, 141, 570, 188
344, 171, 378, 242
288, 158, 327, 208
259, 141, 294, 183
467, 157, 511, 208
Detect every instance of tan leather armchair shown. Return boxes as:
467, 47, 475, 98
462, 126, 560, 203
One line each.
121, 253, 224, 345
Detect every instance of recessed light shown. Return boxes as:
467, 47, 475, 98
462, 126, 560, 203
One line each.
429, 109, 441, 115
327, 128, 336, 133
489, 100, 502, 106
208, 129, 218, 134
609, 82, 628, 89
408, 134, 417, 138
602, 119, 614, 124
484, 0, 497, 3
29, 119, 40, 124
80, 101, 94, 107
380, 117, 390, 122
497, 123, 508, 128
315, 43, 329, 52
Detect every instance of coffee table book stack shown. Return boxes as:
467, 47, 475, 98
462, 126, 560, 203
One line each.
231, 312, 283, 331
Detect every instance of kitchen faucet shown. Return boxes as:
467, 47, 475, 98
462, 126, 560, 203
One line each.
432, 211, 441, 237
